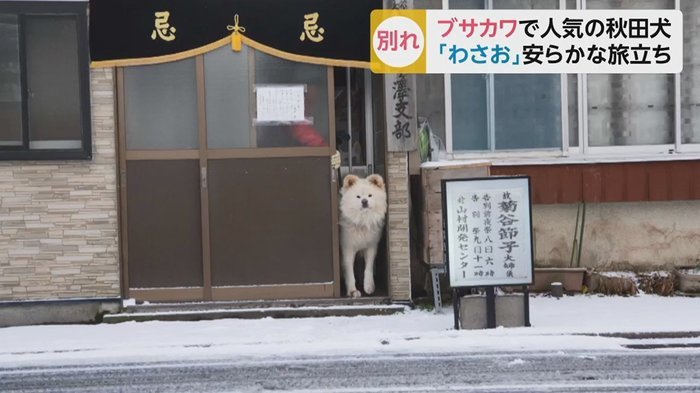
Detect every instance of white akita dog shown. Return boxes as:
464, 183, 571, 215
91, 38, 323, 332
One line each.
339, 174, 387, 297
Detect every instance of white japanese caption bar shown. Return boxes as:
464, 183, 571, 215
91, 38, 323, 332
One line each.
424, 10, 683, 74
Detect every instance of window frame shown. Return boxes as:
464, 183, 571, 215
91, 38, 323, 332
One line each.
0, 1, 92, 161
445, 0, 569, 156
443, 0, 700, 161
119, 45, 334, 153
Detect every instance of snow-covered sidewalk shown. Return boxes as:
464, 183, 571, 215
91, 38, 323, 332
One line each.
1, 294, 699, 368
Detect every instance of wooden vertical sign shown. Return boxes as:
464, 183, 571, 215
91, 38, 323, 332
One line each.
384, 73, 418, 152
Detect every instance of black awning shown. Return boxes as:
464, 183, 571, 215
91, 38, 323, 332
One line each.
89, 0, 381, 68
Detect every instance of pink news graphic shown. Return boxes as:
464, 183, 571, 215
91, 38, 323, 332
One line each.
371, 9, 683, 74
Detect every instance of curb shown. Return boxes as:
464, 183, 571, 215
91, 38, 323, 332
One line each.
576, 331, 700, 339
103, 305, 407, 323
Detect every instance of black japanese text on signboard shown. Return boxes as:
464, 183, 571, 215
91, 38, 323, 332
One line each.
443, 177, 534, 288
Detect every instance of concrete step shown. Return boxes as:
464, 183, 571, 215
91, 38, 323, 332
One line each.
122, 297, 393, 314
103, 298, 406, 323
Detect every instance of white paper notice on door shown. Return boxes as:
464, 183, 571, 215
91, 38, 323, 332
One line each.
255, 85, 305, 123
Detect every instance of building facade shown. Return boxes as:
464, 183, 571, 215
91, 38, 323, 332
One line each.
413, 0, 700, 273
1, 0, 414, 324
2, 0, 699, 327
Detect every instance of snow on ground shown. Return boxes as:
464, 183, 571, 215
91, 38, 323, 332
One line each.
598, 271, 639, 279
0, 294, 699, 368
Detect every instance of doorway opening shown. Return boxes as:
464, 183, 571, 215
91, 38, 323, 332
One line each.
334, 67, 388, 298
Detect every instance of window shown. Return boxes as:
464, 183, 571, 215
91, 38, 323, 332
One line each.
0, 2, 90, 160
122, 46, 330, 150
681, 0, 700, 145
585, 0, 675, 151
448, 0, 563, 153
125, 58, 199, 150
254, 50, 330, 148
426, 0, 700, 158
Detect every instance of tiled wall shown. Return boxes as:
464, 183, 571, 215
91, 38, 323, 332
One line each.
0, 68, 120, 301
386, 151, 411, 301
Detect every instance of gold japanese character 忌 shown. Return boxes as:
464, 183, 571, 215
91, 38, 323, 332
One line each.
299, 12, 324, 42
151, 11, 176, 41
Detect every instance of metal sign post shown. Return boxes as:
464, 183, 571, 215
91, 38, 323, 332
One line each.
441, 176, 534, 330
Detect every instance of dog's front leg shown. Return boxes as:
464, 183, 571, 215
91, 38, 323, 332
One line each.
363, 246, 377, 295
342, 248, 361, 298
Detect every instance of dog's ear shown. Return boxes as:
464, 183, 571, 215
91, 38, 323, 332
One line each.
343, 174, 360, 189
367, 174, 385, 190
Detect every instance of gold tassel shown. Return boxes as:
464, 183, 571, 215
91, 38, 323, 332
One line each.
227, 14, 246, 52
232, 32, 242, 51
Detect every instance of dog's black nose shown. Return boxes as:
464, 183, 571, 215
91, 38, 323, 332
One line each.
361, 199, 368, 207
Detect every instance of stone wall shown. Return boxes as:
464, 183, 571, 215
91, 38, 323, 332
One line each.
386, 151, 411, 301
0, 68, 120, 301
534, 201, 700, 270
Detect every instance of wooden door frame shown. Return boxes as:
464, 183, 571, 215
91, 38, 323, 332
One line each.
116, 55, 340, 302
116, 66, 128, 299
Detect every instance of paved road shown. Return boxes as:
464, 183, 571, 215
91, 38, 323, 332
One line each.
1, 350, 699, 392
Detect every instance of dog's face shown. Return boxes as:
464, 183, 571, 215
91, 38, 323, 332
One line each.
340, 174, 387, 220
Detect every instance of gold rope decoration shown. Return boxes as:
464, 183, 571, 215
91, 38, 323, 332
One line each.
90, 36, 231, 68
240, 35, 369, 68
226, 14, 246, 52
90, 36, 370, 69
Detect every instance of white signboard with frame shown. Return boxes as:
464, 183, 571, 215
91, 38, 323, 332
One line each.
442, 176, 534, 288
